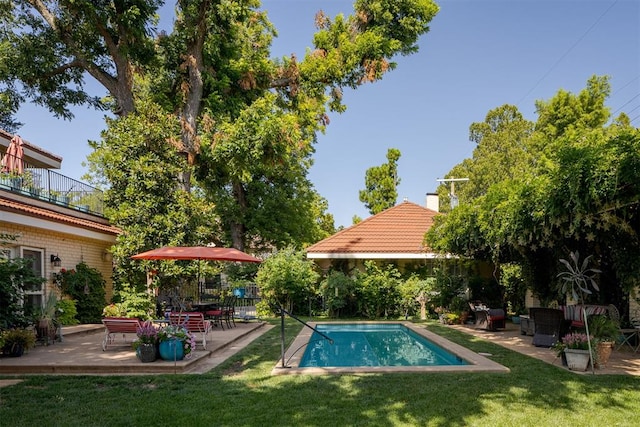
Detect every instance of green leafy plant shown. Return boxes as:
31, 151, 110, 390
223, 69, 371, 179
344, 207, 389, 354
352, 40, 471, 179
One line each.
110, 283, 155, 320
0, 257, 46, 328
102, 303, 124, 317
2, 328, 36, 354
57, 262, 106, 323
55, 299, 79, 325
256, 247, 319, 315
588, 314, 618, 343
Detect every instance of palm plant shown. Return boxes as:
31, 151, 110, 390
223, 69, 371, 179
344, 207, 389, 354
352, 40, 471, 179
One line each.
557, 251, 601, 374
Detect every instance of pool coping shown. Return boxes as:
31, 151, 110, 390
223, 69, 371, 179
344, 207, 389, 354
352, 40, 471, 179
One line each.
272, 321, 510, 375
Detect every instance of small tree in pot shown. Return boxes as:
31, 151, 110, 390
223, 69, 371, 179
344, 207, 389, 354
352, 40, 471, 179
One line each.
557, 251, 601, 374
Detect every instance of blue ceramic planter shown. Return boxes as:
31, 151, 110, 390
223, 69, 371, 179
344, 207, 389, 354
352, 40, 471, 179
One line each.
159, 339, 185, 361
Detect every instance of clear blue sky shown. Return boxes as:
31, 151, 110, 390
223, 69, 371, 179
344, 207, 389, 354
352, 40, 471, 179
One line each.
14, 0, 640, 228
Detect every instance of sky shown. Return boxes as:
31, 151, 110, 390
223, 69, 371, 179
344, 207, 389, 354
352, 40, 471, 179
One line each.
13, 0, 640, 229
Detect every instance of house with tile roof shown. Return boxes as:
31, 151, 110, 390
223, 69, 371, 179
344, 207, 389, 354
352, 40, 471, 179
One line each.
306, 198, 446, 273
0, 129, 119, 309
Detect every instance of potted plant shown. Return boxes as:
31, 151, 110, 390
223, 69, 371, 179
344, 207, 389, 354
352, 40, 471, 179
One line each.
157, 324, 196, 361
133, 321, 158, 363
36, 293, 59, 345
557, 251, 601, 372
561, 332, 593, 371
102, 303, 124, 318
588, 314, 618, 368
2, 328, 36, 357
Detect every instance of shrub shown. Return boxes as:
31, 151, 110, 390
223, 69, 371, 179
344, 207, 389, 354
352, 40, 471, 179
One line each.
0, 258, 46, 328
55, 299, 79, 325
56, 262, 106, 323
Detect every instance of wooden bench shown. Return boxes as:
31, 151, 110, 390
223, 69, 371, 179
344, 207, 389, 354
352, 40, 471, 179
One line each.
101, 317, 142, 351
168, 312, 212, 350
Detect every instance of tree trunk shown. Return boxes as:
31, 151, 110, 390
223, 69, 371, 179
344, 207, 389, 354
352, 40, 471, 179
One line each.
229, 180, 248, 250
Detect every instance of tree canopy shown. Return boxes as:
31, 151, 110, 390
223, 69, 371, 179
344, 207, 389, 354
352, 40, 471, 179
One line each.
359, 147, 401, 215
2, 0, 439, 253
427, 76, 640, 311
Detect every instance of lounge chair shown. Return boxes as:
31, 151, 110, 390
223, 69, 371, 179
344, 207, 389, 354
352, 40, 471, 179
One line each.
101, 317, 142, 351
471, 303, 506, 331
530, 307, 568, 347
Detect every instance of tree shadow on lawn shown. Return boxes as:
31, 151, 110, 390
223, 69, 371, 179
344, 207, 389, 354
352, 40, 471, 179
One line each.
1, 322, 639, 426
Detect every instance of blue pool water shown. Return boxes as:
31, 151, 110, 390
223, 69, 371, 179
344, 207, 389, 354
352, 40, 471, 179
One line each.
299, 323, 468, 368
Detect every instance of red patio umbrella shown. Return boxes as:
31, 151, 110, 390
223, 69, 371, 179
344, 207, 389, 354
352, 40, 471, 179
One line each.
131, 246, 261, 263
1, 135, 24, 174
132, 246, 261, 303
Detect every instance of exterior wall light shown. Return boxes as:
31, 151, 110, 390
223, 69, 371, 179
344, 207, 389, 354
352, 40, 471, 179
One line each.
50, 254, 62, 267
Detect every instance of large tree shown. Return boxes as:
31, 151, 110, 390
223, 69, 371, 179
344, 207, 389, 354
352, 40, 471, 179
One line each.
427, 76, 640, 312
359, 147, 401, 215
2, 0, 439, 251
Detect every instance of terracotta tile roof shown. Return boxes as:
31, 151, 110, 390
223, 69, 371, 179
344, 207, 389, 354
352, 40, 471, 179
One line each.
0, 197, 120, 235
306, 201, 439, 259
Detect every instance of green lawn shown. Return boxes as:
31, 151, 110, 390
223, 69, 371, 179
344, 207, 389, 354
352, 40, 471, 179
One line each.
1, 320, 639, 426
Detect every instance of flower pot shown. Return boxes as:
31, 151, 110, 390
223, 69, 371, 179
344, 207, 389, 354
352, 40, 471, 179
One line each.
595, 341, 614, 368
136, 343, 158, 363
5, 343, 25, 357
511, 316, 521, 324
159, 339, 185, 361
564, 348, 591, 371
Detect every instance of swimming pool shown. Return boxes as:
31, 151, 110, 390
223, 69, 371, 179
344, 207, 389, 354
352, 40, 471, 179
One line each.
273, 322, 510, 375
300, 323, 467, 367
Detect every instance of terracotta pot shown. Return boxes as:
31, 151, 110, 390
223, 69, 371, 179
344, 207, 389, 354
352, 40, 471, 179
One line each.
595, 341, 614, 368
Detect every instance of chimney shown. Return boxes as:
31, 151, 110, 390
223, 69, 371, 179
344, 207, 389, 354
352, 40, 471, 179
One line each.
426, 193, 439, 212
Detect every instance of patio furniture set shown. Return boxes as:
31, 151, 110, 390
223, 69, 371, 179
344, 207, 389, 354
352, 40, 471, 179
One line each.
101, 296, 238, 351
470, 302, 638, 351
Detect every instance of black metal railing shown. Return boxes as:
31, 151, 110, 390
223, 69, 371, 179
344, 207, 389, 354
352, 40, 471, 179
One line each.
271, 304, 333, 369
0, 153, 104, 216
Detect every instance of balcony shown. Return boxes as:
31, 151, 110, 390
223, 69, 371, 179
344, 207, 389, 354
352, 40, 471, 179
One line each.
0, 153, 104, 216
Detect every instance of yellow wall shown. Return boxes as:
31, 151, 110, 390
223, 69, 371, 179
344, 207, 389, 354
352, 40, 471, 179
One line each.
1, 222, 115, 302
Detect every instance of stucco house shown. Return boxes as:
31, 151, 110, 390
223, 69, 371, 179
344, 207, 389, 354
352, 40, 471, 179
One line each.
0, 129, 119, 309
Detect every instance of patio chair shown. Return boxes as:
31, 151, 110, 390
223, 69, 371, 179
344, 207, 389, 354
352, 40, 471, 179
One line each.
205, 295, 232, 330
472, 306, 506, 331
530, 307, 568, 347
608, 304, 640, 351
224, 296, 238, 328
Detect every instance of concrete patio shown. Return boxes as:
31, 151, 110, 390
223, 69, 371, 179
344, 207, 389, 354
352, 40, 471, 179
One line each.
449, 322, 640, 376
0, 320, 273, 376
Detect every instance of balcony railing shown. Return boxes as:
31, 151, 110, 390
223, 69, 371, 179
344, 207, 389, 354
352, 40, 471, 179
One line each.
0, 153, 104, 216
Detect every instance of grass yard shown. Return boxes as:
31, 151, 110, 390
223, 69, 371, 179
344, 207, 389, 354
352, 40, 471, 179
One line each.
1, 320, 639, 426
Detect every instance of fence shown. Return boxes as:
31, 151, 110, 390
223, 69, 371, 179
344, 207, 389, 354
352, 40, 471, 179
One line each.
1, 153, 104, 216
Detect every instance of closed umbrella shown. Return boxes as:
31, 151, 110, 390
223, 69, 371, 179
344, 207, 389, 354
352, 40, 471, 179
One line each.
1, 135, 24, 174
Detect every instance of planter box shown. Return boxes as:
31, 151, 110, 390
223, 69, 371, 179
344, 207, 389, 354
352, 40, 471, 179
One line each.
564, 348, 591, 371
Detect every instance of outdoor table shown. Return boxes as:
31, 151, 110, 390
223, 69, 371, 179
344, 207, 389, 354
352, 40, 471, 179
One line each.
191, 302, 220, 312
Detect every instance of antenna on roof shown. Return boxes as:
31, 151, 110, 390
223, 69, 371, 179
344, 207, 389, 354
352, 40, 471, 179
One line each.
436, 178, 469, 209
